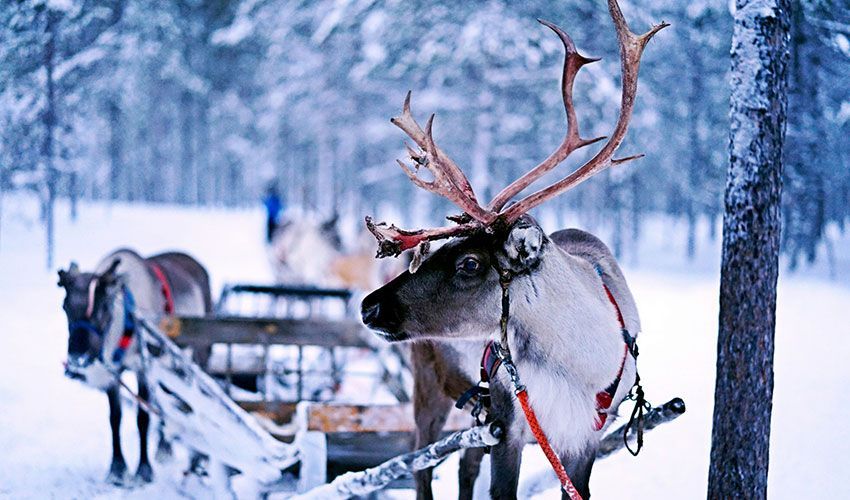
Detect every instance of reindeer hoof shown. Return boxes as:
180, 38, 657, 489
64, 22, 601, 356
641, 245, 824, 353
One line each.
155, 440, 174, 464
106, 459, 129, 486
135, 462, 154, 484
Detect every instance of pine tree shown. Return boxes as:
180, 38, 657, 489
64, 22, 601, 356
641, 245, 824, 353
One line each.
708, 0, 790, 497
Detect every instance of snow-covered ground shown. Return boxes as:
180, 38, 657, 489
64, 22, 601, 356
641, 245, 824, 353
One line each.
1, 194, 848, 499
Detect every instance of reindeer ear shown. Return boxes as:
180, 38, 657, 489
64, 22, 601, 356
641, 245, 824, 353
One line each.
57, 261, 79, 287
501, 217, 545, 272
98, 258, 122, 286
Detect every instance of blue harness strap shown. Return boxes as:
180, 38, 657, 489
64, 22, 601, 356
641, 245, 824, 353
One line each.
68, 319, 102, 337
111, 285, 136, 364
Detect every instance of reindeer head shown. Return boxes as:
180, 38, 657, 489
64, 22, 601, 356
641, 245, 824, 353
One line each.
362, 216, 547, 341
361, 1, 666, 342
57, 258, 122, 380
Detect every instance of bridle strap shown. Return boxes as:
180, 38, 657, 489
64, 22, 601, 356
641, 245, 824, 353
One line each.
497, 268, 512, 352
69, 319, 102, 337
85, 277, 98, 319
492, 264, 582, 500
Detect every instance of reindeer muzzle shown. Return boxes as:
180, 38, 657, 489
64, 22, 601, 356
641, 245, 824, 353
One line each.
64, 355, 93, 382
360, 291, 408, 341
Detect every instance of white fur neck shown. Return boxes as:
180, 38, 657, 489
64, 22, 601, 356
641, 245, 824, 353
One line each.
499, 245, 625, 455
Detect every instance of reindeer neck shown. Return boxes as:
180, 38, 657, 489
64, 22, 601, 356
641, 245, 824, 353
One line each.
506, 248, 623, 391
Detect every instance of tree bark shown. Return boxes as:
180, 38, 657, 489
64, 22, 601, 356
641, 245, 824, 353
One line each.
708, 1, 790, 498
179, 90, 195, 205
107, 98, 123, 200
686, 23, 707, 261
43, 8, 59, 270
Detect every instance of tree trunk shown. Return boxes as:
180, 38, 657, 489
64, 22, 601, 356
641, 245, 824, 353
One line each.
707, 1, 790, 498
784, 6, 825, 267
179, 90, 195, 205
43, 8, 59, 270
471, 92, 493, 202
686, 35, 706, 261
197, 99, 211, 205
0, 170, 4, 253
107, 98, 123, 201
316, 124, 333, 214
69, 171, 78, 220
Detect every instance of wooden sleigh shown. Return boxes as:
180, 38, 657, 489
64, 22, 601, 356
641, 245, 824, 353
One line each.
161, 282, 470, 492
133, 282, 685, 497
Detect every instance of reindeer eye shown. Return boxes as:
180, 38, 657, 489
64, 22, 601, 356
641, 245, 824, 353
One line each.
458, 256, 481, 274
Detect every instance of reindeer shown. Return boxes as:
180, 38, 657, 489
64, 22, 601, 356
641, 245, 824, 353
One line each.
57, 248, 212, 486
360, 3, 666, 499
270, 215, 406, 290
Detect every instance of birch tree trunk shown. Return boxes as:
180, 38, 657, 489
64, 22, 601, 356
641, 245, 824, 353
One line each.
708, 1, 790, 497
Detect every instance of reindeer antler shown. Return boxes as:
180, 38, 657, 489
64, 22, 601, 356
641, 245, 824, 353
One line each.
499, 1, 669, 223
366, 0, 668, 258
391, 92, 496, 226
487, 19, 605, 212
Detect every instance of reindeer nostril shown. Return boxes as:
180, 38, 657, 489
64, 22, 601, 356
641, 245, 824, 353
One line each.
361, 302, 381, 326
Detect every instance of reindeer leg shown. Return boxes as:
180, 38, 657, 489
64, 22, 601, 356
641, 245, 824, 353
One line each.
413, 395, 452, 500
489, 381, 521, 500
412, 344, 453, 500
458, 446, 486, 500
134, 379, 154, 483
154, 421, 174, 463
106, 385, 129, 485
561, 445, 597, 499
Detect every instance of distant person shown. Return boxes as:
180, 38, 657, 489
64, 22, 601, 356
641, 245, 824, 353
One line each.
263, 184, 283, 243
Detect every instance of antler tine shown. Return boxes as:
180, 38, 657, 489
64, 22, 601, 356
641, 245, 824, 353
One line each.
365, 216, 480, 258
390, 92, 494, 224
500, 0, 668, 224
488, 19, 604, 212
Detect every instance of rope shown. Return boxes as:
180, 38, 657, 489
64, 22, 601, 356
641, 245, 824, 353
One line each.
516, 389, 582, 499
117, 376, 161, 417
623, 374, 650, 456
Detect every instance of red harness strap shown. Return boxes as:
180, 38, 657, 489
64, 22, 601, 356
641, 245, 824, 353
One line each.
594, 280, 631, 430
147, 262, 175, 315
457, 266, 637, 500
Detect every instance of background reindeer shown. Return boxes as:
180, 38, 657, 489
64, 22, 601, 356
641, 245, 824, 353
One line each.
57, 248, 211, 485
360, 2, 666, 498
269, 215, 405, 290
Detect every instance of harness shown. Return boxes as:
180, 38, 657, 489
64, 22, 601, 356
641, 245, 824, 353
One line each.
69, 283, 137, 365
147, 262, 175, 315
71, 263, 173, 367
455, 262, 646, 499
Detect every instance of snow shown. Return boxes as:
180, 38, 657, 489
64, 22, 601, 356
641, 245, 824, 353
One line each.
1, 194, 849, 498
211, 18, 255, 47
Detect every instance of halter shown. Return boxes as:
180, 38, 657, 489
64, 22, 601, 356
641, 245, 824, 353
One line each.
455, 259, 647, 500
68, 281, 137, 366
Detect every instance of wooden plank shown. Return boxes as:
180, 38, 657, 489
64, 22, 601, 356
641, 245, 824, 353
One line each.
302, 403, 471, 434
238, 401, 299, 426
172, 316, 372, 349
225, 283, 352, 300
326, 432, 415, 468
239, 402, 471, 436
